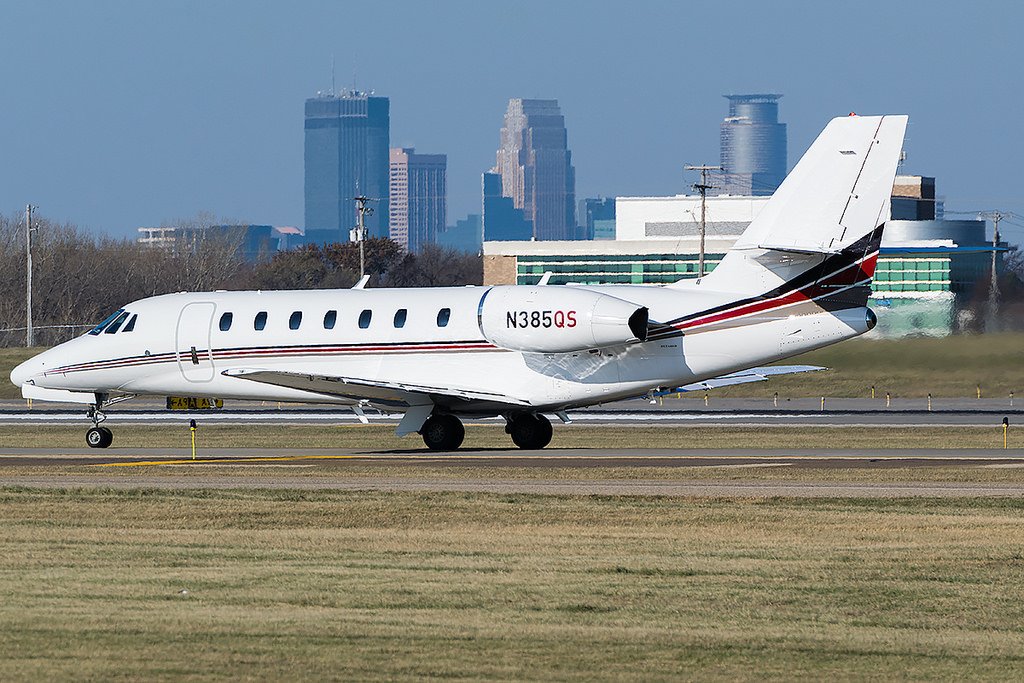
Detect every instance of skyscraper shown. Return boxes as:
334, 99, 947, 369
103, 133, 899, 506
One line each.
718, 94, 787, 196
304, 90, 390, 239
482, 171, 533, 242
494, 99, 575, 240
579, 197, 616, 240
389, 148, 447, 252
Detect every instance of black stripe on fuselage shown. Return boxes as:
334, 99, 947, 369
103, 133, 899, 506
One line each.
661, 225, 883, 327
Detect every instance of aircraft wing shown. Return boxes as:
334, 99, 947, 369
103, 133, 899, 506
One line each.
657, 365, 825, 394
222, 368, 532, 408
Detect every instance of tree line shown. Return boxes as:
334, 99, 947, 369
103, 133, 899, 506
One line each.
0, 212, 482, 347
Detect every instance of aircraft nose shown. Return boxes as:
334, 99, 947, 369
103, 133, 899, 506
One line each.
10, 355, 45, 387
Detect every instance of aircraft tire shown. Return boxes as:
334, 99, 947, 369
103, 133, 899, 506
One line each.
86, 426, 113, 449
420, 414, 465, 451
509, 413, 552, 450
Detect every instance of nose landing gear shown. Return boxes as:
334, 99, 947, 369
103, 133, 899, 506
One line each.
85, 403, 113, 449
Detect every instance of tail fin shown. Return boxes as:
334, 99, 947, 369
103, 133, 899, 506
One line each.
694, 114, 908, 298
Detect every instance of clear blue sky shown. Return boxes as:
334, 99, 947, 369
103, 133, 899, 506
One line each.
2, 0, 1022, 245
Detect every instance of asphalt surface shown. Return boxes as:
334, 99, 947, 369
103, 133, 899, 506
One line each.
1, 446, 1023, 498
1, 397, 1021, 427
0, 446, 1022, 466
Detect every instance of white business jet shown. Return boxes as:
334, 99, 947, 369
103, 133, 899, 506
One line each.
11, 114, 907, 450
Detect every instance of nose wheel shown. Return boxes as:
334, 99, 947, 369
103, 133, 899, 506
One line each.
85, 402, 113, 448
86, 426, 113, 449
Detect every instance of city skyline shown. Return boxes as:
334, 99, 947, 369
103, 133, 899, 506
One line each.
1, 1, 1022, 245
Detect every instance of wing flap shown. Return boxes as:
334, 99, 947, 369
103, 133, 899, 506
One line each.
222, 368, 531, 408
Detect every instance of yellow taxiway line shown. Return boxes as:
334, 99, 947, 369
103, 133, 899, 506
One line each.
89, 453, 1010, 468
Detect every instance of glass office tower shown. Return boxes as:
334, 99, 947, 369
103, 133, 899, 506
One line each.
719, 94, 787, 196
304, 90, 390, 239
494, 99, 575, 240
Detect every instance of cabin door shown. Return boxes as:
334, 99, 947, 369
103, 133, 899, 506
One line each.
176, 302, 216, 382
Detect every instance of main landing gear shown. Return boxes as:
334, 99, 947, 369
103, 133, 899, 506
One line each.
420, 414, 465, 451
505, 412, 553, 450
418, 411, 553, 451
86, 404, 113, 449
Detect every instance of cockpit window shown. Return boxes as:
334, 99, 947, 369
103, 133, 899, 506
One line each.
104, 311, 131, 334
88, 309, 124, 335
121, 314, 137, 333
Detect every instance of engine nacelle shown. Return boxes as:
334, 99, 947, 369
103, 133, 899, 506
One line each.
477, 286, 649, 353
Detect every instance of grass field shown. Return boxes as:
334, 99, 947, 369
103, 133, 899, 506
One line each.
0, 424, 1021, 450
708, 332, 1024, 399
1, 488, 1023, 680
2, 333, 1022, 401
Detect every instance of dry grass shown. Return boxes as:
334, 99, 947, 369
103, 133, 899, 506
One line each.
712, 332, 1024, 399
1, 488, 1023, 680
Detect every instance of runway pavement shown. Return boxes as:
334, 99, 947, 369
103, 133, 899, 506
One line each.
1, 446, 1022, 465
0, 397, 1020, 427
1, 446, 1024, 498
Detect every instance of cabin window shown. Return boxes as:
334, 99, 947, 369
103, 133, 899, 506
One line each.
393, 309, 407, 328
219, 312, 233, 332
289, 311, 302, 330
88, 309, 123, 335
358, 309, 372, 329
104, 311, 131, 334
324, 310, 337, 329
254, 311, 267, 331
436, 308, 451, 327
121, 314, 137, 333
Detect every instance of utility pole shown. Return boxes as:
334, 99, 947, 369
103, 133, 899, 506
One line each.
986, 211, 1003, 333
25, 204, 37, 347
684, 165, 721, 278
349, 195, 375, 278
